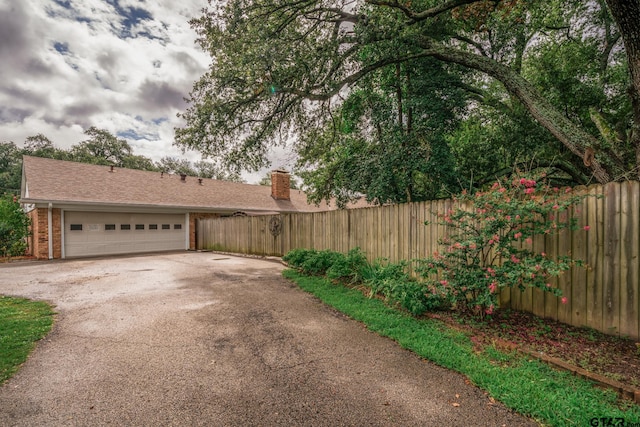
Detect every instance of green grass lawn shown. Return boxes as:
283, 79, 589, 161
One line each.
0, 296, 54, 384
283, 269, 640, 427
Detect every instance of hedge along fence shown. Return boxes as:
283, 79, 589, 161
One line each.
197, 181, 640, 340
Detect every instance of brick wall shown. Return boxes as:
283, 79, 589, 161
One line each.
27, 207, 62, 259
271, 170, 290, 200
189, 213, 220, 250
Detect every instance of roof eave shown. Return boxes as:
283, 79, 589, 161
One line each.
18, 198, 309, 214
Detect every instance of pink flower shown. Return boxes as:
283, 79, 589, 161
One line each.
514, 232, 522, 240
440, 280, 448, 286
561, 297, 568, 304
565, 187, 572, 193
519, 178, 527, 185
525, 238, 533, 245
552, 204, 559, 210
583, 225, 590, 231
546, 283, 551, 288
488, 282, 497, 293
524, 188, 535, 194
485, 305, 494, 315
541, 252, 546, 257
510, 255, 520, 264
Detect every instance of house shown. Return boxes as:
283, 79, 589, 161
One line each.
20, 156, 360, 259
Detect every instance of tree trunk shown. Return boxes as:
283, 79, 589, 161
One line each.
418, 38, 613, 183
604, 0, 640, 180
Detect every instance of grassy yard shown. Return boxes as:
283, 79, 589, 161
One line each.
283, 269, 640, 427
0, 296, 54, 384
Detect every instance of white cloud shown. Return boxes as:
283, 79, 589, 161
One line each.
0, 0, 209, 163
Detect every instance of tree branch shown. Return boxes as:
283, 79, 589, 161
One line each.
365, 0, 489, 22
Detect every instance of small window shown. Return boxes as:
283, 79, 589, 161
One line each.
174, 224, 182, 230
70, 224, 82, 231
162, 224, 170, 230
135, 224, 145, 230
149, 224, 158, 230
105, 224, 116, 231
121, 224, 131, 230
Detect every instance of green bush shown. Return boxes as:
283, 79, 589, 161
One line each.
282, 248, 448, 316
326, 248, 369, 284
0, 194, 30, 258
300, 250, 344, 275
283, 248, 345, 276
282, 248, 317, 268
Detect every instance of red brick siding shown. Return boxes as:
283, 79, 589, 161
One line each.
271, 171, 290, 200
27, 207, 62, 259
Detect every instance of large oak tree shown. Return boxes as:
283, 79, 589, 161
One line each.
176, 0, 640, 189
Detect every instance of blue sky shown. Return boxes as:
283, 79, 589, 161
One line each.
0, 0, 289, 182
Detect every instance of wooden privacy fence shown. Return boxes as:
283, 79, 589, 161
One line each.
198, 181, 640, 339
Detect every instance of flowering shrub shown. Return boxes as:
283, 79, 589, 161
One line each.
417, 175, 588, 318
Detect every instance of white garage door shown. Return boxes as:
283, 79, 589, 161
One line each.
64, 211, 186, 258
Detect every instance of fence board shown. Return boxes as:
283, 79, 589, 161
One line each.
603, 183, 621, 335
620, 182, 639, 338
571, 188, 588, 328
557, 208, 572, 324
197, 182, 640, 340
531, 223, 546, 317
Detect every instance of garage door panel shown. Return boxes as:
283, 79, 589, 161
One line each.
64, 212, 186, 258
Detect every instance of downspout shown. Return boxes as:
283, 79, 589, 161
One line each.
48, 203, 53, 260
185, 213, 190, 250
60, 209, 65, 259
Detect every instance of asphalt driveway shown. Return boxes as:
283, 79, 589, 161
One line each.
0, 252, 537, 426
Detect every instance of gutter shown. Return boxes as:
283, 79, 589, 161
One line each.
19, 198, 307, 215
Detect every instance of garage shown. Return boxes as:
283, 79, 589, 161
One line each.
64, 211, 187, 258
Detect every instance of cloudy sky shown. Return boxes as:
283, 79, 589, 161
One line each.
0, 0, 285, 183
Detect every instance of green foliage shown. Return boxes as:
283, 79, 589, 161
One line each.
0, 296, 54, 384
325, 248, 369, 284
180, 0, 640, 189
0, 194, 30, 257
69, 127, 135, 167
282, 248, 315, 268
0, 142, 23, 195
418, 173, 588, 318
297, 59, 464, 206
157, 157, 245, 182
283, 270, 640, 426
283, 248, 447, 316
282, 248, 344, 276
301, 250, 344, 276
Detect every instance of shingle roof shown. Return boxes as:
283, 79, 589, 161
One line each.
21, 156, 362, 213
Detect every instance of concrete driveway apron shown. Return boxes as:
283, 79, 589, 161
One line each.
0, 252, 537, 426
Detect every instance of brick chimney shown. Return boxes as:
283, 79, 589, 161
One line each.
271, 169, 290, 200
